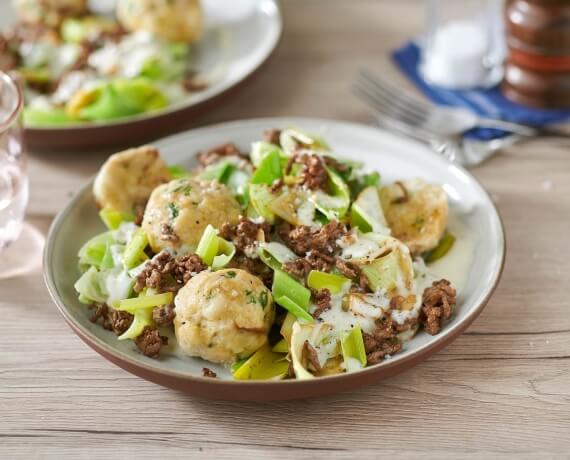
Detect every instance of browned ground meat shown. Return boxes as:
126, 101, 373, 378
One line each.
282, 258, 312, 279
202, 367, 217, 378
110, 310, 133, 336
220, 216, 270, 255
172, 254, 208, 285
362, 314, 419, 365
323, 156, 350, 174
134, 251, 207, 293
197, 143, 246, 167
335, 258, 360, 280
152, 304, 175, 327
89, 304, 112, 330
135, 326, 167, 358
421, 279, 457, 335
264, 129, 282, 146
311, 288, 332, 319
227, 254, 273, 288
303, 340, 322, 373
280, 220, 347, 257
286, 153, 329, 191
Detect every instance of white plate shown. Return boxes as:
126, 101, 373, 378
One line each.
44, 118, 506, 400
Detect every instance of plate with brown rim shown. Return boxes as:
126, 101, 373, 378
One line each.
43, 117, 505, 401
0, 0, 282, 150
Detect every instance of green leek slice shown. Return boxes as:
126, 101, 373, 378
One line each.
196, 225, 219, 266
232, 344, 289, 380
341, 323, 367, 370
272, 270, 311, 310
423, 233, 456, 264
122, 229, 148, 269
118, 307, 153, 341
250, 149, 282, 186
275, 296, 313, 323
119, 292, 173, 312
307, 270, 349, 294
99, 207, 135, 230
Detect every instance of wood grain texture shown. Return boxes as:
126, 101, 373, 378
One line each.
2, 0, 570, 458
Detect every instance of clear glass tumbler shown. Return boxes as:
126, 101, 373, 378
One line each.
421, 0, 506, 89
0, 72, 28, 253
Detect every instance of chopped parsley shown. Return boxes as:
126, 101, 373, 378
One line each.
168, 202, 180, 220
172, 182, 192, 196
224, 270, 237, 279
259, 291, 269, 308
245, 289, 257, 304
413, 217, 425, 230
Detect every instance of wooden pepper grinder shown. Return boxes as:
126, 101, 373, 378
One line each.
504, 0, 570, 108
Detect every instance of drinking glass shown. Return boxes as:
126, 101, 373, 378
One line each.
0, 71, 31, 277
421, 0, 506, 89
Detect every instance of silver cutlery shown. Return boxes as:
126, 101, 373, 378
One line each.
369, 112, 518, 167
354, 69, 570, 140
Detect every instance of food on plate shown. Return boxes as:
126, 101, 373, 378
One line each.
93, 145, 171, 214
379, 178, 448, 254
117, 0, 203, 43
174, 269, 275, 364
13, 0, 88, 26
141, 177, 242, 253
1, 0, 207, 126
76, 127, 458, 380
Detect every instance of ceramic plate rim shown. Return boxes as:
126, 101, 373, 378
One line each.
43, 117, 506, 390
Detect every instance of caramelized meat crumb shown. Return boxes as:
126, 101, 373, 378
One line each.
264, 129, 282, 146
152, 304, 175, 327
172, 254, 208, 286
220, 216, 270, 255
228, 254, 274, 288
421, 279, 457, 335
311, 288, 332, 319
135, 326, 167, 358
197, 142, 246, 167
110, 310, 133, 336
280, 220, 346, 257
287, 153, 329, 191
202, 367, 217, 378
323, 156, 350, 174
282, 258, 312, 279
89, 304, 112, 331
134, 251, 207, 293
362, 314, 419, 365
335, 258, 360, 280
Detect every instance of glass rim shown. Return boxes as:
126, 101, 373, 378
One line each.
0, 71, 24, 131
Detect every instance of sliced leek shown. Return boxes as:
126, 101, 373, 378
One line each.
306, 270, 349, 294
232, 343, 289, 380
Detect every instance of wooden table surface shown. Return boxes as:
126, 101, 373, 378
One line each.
2, 1, 570, 458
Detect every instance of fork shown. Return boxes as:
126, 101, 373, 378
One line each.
369, 111, 518, 166
354, 69, 570, 139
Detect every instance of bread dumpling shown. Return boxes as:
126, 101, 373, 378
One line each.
116, 0, 203, 43
174, 269, 275, 364
93, 145, 171, 214
379, 178, 448, 255
142, 178, 241, 253
13, 0, 88, 26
